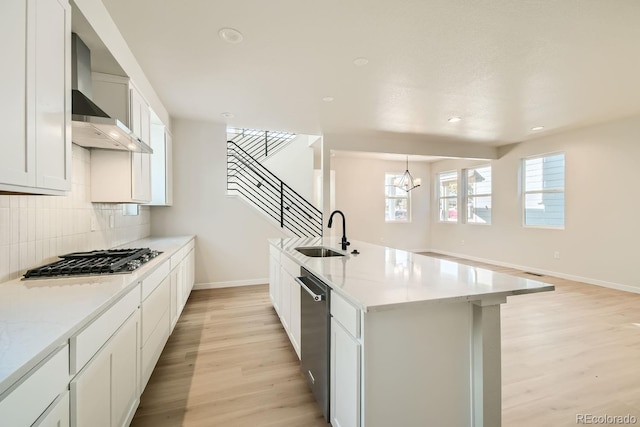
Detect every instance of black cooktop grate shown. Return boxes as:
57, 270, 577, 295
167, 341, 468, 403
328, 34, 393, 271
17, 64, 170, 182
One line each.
23, 248, 159, 279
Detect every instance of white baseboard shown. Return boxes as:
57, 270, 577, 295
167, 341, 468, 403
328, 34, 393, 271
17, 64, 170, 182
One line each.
424, 249, 640, 295
194, 278, 268, 290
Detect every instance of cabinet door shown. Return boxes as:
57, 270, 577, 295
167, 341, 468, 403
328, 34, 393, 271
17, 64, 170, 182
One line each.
279, 268, 291, 330
289, 278, 301, 358
110, 312, 139, 427
331, 318, 361, 427
170, 267, 179, 329
0, 0, 34, 187
34, 0, 70, 191
71, 343, 111, 427
269, 255, 280, 312
130, 151, 151, 202
129, 85, 150, 144
34, 391, 70, 427
165, 131, 173, 205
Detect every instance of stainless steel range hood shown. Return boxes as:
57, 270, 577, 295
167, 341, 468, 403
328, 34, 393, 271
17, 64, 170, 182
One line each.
71, 34, 152, 154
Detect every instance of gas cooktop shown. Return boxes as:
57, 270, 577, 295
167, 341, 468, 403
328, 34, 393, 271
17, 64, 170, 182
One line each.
23, 248, 162, 279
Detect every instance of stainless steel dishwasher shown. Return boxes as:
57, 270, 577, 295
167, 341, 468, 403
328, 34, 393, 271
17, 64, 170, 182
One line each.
295, 267, 330, 421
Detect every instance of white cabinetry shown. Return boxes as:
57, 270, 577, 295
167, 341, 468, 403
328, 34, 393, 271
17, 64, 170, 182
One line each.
90, 149, 151, 203
34, 391, 70, 427
269, 249, 301, 359
147, 121, 173, 206
140, 260, 171, 391
330, 293, 362, 427
70, 286, 140, 427
90, 73, 151, 203
169, 239, 196, 330
268, 247, 280, 312
0, 344, 69, 427
0, 0, 71, 195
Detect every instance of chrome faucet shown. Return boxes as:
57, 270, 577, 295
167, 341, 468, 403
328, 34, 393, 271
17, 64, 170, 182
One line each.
328, 210, 350, 251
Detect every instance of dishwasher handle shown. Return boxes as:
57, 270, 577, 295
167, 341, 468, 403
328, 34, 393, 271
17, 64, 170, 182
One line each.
295, 277, 325, 302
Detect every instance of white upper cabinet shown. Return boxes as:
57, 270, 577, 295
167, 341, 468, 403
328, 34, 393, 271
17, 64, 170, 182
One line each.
0, 0, 71, 195
91, 73, 151, 145
90, 74, 152, 203
147, 116, 173, 206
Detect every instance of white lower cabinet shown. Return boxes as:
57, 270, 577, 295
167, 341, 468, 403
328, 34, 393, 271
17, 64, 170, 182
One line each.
268, 253, 280, 313
331, 318, 361, 427
71, 309, 139, 427
141, 274, 171, 391
0, 344, 69, 427
274, 261, 301, 359
34, 391, 70, 427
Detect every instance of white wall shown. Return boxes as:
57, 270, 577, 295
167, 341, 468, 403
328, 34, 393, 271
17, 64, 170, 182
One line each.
430, 115, 640, 292
262, 134, 315, 202
150, 118, 288, 287
0, 145, 151, 282
330, 155, 431, 251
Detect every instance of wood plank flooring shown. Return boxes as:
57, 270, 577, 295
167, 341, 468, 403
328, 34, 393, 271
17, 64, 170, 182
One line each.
131, 286, 328, 427
133, 256, 640, 426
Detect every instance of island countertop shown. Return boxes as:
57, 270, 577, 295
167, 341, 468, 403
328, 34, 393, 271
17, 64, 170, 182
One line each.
269, 236, 554, 312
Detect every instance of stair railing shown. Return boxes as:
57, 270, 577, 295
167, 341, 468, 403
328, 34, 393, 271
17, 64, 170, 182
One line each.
227, 141, 322, 237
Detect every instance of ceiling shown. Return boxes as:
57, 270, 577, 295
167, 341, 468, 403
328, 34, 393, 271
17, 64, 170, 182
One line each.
100, 0, 640, 146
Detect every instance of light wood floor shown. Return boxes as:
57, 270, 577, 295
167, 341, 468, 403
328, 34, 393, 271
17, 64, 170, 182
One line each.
132, 257, 640, 427
131, 285, 328, 427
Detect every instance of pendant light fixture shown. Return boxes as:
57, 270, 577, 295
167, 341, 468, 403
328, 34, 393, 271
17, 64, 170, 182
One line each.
394, 156, 421, 192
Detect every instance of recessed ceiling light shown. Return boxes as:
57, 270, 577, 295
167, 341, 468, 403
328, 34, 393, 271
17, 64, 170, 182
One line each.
353, 57, 369, 67
531, 126, 544, 131
322, 96, 334, 102
221, 112, 235, 119
448, 117, 462, 123
219, 28, 243, 44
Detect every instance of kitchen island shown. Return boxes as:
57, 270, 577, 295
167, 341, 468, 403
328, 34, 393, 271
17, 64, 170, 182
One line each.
269, 236, 554, 427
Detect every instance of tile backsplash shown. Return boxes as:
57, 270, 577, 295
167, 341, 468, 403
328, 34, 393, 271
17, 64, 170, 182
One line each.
0, 144, 151, 283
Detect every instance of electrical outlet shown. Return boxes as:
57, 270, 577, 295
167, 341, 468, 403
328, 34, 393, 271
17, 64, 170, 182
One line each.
109, 215, 115, 229
461, 240, 465, 246
554, 251, 560, 259
90, 216, 97, 232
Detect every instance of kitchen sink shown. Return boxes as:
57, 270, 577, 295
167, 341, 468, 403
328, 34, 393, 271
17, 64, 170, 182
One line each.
295, 246, 345, 258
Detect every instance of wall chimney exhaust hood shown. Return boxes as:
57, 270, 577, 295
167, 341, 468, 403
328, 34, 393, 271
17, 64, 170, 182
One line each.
71, 33, 152, 154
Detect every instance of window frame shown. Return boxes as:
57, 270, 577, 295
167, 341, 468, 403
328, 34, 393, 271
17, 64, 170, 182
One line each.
436, 170, 459, 223
463, 164, 492, 225
384, 172, 411, 223
521, 152, 565, 229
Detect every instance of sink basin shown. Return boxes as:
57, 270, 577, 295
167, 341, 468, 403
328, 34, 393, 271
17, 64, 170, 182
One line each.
295, 246, 345, 258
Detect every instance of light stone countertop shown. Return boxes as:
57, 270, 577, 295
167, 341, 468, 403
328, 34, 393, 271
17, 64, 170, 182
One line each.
0, 235, 194, 396
270, 236, 554, 312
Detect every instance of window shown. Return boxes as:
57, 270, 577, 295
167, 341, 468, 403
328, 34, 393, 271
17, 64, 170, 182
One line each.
464, 165, 492, 224
523, 153, 565, 227
385, 173, 410, 222
437, 171, 458, 222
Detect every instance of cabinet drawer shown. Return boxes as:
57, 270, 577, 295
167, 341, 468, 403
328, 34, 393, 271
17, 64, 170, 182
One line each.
34, 390, 69, 427
141, 259, 170, 300
280, 254, 300, 278
141, 308, 170, 391
331, 292, 360, 338
70, 285, 139, 374
141, 275, 170, 346
170, 247, 185, 269
0, 344, 69, 427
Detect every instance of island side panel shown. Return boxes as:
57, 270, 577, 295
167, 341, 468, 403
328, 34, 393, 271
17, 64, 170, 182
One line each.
472, 300, 504, 427
362, 302, 473, 427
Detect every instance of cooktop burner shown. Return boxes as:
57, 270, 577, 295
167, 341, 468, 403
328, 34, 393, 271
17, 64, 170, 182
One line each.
23, 248, 162, 279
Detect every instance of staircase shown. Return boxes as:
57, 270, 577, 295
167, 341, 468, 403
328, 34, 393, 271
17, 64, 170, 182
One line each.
226, 130, 322, 238
227, 127, 296, 163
